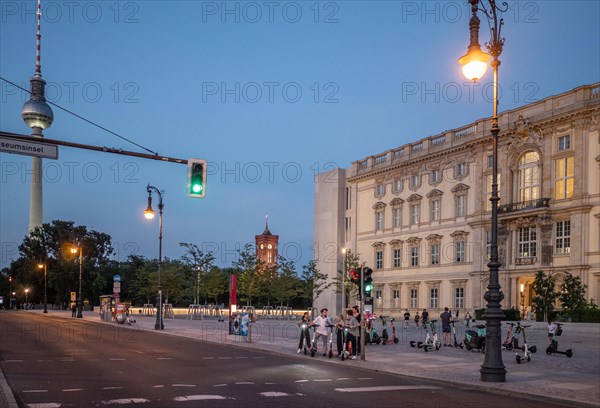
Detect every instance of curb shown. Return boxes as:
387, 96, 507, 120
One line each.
0, 366, 19, 408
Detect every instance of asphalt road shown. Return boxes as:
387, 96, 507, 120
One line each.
0, 312, 578, 408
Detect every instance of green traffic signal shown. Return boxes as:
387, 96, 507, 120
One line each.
363, 267, 373, 296
187, 159, 206, 198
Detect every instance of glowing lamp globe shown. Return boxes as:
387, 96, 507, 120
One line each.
459, 46, 491, 82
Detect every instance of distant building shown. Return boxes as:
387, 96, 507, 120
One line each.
314, 83, 600, 318
256, 215, 279, 268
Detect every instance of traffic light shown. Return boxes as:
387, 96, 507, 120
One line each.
187, 158, 207, 198
349, 269, 360, 286
363, 267, 373, 296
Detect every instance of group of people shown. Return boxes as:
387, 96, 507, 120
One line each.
297, 306, 362, 360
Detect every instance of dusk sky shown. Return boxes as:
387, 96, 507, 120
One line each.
1, 1, 599, 271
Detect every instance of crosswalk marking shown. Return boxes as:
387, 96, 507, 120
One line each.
173, 395, 229, 401
260, 391, 293, 397
101, 398, 149, 404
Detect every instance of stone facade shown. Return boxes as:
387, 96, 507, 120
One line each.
314, 83, 600, 319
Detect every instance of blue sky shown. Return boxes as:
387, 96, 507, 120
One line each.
1, 0, 599, 270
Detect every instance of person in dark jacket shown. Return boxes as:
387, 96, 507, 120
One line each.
297, 312, 311, 353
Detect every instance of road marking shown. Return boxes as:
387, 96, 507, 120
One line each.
213, 384, 227, 387
152, 385, 165, 388
101, 398, 149, 404
336, 378, 351, 381
202, 357, 214, 359
27, 404, 62, 408
103, 387, 124, 390
260, 391, 293, 397
127, 349, 143, 354
264, 382, 277, 385
335, 385, 443, 393
235, 382, 255, 385
314, 379, 332, 382
357, 377, 373, 380
252, 357, 265, 359
217, 357, 232, 359
294, 380, 309, 383
23, 390, 48, 393
173, 395, 229, 401
62, 388, 84, 392
234, 356, 248, 359
157, 357, 172, 360
109, 358, 126, 361
173, 384, 196, 387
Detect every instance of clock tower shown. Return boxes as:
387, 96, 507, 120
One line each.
255, 214, 279, 268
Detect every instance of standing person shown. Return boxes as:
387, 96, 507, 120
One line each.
334, 312, 346, 356
421, 309, 429, 328
403, 309, 411, 329
309, 308, 330, 356
352, 306, 361, 354
440, 307, 452, 346
71, 302, 77, 318
464, 311, 472, 327
414, 312, 420, 327
345, 309, 359, 360
547, 320, 557, 345
297, 312, 311, 353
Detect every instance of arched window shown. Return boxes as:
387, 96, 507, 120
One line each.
518, 152, 540, 202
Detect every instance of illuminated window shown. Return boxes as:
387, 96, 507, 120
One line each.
518, 152, 540, 202
556, 221, 571, 254
554, 157, 574, 199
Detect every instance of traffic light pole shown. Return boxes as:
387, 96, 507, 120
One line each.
360, 267, 365, 361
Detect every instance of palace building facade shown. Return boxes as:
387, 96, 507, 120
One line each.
314, 83, 600, 318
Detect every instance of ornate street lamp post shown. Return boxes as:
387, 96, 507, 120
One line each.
144, 184, 165, 330
38, 263, 47, 313
70, 245, 83, 318
458, 0, 508, 382
25, 288, 29, 308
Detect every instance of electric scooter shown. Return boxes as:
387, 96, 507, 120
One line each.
380, 316, 389, 345
464, 323, 486, 353
510, 322, 537, 355
325, 324, 335, 358
515, 324, 535, 364
387, 317, 400, 344
546, 323, 573, 358
309, 324, 319, 357
365, 316, 381, 345
450, 319, 463, 348
410, 320, 441, 351
502, 322, 516, 350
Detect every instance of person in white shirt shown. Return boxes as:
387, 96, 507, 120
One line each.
310, 308, 331, 356
548, 321, 557, 344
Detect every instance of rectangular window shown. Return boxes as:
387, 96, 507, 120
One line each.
430, 199, 441, 221
411, 246, 419, 266
429, 288, 438, 309
344, 217, 351, 242
430, 169, 441, 183
554, 157, 574, 199
485, 230, 492, 260
393, 248, 401, 268
375, 211, 384, 231
518, 227, 537, 258
375, 290, 382, 300
430, 243, 440, 265
393, 207, 402, 228
455, 287, 465, 309
410, 175, 420, 189
410, 204, 420, 225
345, 187, 351, 210
456, 241, 465, 263
375, 184, 385, 196
558, 135, 571, 151
393, 178, 403, 193
455, 163, 468, 178
455, 195, 466, 217
487, 154, 494, 168
556, 221, 571, 254
393, 290, 400, 300
410, 289, 418, 308
375, 250, 383, 269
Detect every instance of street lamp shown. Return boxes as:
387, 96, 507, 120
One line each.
458, 0, 508, 382
38, 263, 47, 313
520, 283, 525, 320
25, 288, 29, 308
70, 245, 83, 318
144, 184, 164, 330
8, 276, 12, 309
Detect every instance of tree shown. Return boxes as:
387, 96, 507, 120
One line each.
301, 260, 330, 308
180, 243, 216, 304
272, 256, 301, 307
531, 270, 558, 322
559, 273, 588, 317
330, 250, 361, 309
233, 244, 264, 306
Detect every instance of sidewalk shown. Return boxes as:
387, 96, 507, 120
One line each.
6, 310, 600, 407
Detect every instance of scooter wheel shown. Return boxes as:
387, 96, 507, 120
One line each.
546, 347, 552, 355
328, 351, 333, 359
409, 341, 416, 348
465, 343, 472, 351
566, 349, 573, 358
435, 343, 441, 351
394, 338, 399, 344
304, 347, 307, 355
311, 349, 316, 357
459, 343, 464, 349
529, 346, 537, 354
341, 352, 345, 361
424, 346, 429, 352
527, 355, 531, 362
516, 355, 521, 364
504, 343, 513, 351
417, 342, 423, 348
375, 338, 381, 345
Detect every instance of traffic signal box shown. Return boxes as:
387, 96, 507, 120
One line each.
187, 158, 207, 198
363, 267, 373, 296
349, 268, 360, 286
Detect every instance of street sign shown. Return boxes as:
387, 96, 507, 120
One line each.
70, 292, 76, 302
0, 136, 58, 159
113, 275, 121, 282
113, 282, 121, 293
